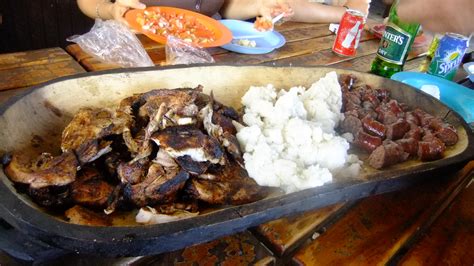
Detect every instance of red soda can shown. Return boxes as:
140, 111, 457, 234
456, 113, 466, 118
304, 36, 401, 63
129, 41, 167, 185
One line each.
332, 9, 366, 56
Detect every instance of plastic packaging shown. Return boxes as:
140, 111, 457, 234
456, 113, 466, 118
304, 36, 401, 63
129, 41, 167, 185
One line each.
165, 36, 215, 65
67, 19, 154, 68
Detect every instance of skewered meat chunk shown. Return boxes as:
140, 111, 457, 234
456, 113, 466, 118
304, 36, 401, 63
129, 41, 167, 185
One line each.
5, 152, 78, 189
361, 116, 386, 138
396, 138, 419, 157
65, 205, 112, 226
151, 125, 223, 164
354, 130, 383, 152
435, 126, 458, 146
369, 141, 409, 169
71, 169, 114, 209
124, 165, 190, 207
386, 119, 410, 140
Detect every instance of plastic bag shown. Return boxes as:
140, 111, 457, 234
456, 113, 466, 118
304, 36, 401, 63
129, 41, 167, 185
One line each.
67, 19, 153, 68
165, 36, 215, 65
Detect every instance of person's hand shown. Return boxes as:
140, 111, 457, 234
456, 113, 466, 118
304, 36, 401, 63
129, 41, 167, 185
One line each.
109, 0, 146, 25
258, 0, 294, 21
345, 0, 371, 15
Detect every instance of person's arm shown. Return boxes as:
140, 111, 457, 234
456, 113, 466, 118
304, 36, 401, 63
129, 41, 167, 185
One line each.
77, 0, 145, 24
397, 0, 473, 36
221, 0, 370, 23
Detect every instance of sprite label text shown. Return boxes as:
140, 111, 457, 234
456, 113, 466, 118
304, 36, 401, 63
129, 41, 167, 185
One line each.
376, 24, 412, 65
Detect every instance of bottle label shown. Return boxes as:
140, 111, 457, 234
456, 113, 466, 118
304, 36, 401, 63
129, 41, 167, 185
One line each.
376, 23, 412, 65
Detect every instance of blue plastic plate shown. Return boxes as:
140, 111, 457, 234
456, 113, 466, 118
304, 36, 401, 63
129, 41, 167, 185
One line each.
391, 71, 474, 123
219, 19, 286, 54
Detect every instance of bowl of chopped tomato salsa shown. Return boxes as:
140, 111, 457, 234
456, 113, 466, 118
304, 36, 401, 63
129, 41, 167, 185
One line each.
125, 6, 232, 47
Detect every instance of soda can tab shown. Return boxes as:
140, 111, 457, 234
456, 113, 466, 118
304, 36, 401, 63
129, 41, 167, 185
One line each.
332, 9, 366, 57
427, 32, 469, 80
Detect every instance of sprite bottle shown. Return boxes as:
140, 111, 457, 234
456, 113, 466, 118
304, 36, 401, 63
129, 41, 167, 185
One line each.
370, 0, 421, 78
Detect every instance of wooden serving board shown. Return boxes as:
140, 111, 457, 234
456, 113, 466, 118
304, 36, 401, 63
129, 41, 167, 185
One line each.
0, 65, 472, 257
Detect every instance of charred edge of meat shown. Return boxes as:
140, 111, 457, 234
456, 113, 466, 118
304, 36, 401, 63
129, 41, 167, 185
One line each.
71, 178, 114, 209
29, 185, 73, 209
117, 159, 150, 184
124, 169, 190, 207
354, 130, 382, 153
176, 155, 210, 175
65, 205, 112, 226
4, 151, 78, 189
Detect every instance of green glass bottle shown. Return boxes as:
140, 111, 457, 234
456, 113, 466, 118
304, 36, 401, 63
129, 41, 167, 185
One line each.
370, 0, 421, 78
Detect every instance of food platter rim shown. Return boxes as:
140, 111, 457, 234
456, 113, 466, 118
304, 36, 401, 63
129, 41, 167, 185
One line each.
0, 64, 473, 256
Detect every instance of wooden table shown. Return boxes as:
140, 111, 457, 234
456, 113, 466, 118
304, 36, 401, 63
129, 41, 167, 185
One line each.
1, 22, 473, 265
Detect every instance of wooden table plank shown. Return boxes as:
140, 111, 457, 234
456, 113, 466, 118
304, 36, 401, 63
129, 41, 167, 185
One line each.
214, 31, 375, 65
266, 39, 380, 67
0, 48, 73, 70
398, 176, 474, 265
0, 60, 86, 91
253, 203, 346, 257
292, 164, 473, 265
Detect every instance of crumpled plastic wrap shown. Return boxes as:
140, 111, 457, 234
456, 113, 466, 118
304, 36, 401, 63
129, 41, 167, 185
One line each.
165, 36, 215, 65
67, 19, 154, 68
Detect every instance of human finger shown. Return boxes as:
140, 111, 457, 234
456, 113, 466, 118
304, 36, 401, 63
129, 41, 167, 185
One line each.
116, 0, 146, 9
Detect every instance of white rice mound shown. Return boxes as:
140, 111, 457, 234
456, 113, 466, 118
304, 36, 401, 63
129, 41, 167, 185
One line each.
236, 71, 361, 194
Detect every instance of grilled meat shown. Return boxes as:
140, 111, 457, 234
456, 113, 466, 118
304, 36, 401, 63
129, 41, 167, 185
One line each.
5, 152, 78, 189
185, 162, 263, 205
175, 155, 210, 175
339, 76, 459, 168
65, 205, 112, 226
117, 159, 149, 184
29, 185, 72, 208
151, 125, 223, 164
124, 165, 190, 207
71, 168, 114, 209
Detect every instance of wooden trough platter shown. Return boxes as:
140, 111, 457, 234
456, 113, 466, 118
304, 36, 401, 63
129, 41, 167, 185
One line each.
0, 65, 473, 257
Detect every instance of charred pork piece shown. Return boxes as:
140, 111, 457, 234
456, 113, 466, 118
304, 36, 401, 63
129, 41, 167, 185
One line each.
199, 101, 243, 165
75, 140, 113, 165
5, 152, 78, 189
65, 205, 112, 226
124, 129, 154, 163
153, 149, 178, 168
186, 175, 263, 205
418, 134, 446, 161
117, 159, 149, 184
138, 88, 200, 121
151, 125, 223, 164
386, 119, 411, 140
185, 162, 263, 205
29, 185, 71, 208
71, 170, 114, 209
354, 130, 382, 152
176, 155, 210, 175
340, 115, 362, 136
361, 116, 386, 138
61, 108, 123, 152
369, 141, 409, 169
395, 138, 419, 157
125, 165, 190, 207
